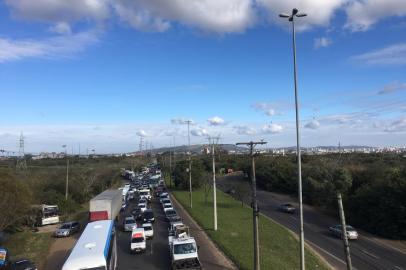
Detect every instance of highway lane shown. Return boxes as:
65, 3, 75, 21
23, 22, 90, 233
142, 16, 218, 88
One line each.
116, 196, 171, 270
218, 174, 406, 270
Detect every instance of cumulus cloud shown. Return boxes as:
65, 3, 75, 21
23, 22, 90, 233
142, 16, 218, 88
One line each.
257, 0, 346, 30
5, 0, 110, 23
378, 81, 406, 95
305, 119, 320, 129
191, 127, 208, 137
234, 125, 256, 135
136, 129, 147, 137
351, 43, 406, 66
261, 123, 283, 134
0, 31, 99, 63
384, 118, 406, 132
207, 116, 225, 126
171, 117, 194, 125
252, 102, 281, 117
314, 37, 332, 49
345, 0, 406, 32
49, 22, 72, 35
113, 0, 256, 33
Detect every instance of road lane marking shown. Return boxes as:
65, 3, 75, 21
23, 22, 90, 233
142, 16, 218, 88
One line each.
394, 266, 404, 270
150, 241, 153, 255
360, 249, 379, 259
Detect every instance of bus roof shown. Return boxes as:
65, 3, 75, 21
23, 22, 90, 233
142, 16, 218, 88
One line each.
62, 220, 113, 270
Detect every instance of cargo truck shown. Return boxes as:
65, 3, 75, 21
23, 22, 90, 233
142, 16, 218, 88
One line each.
89, 190, 122, 221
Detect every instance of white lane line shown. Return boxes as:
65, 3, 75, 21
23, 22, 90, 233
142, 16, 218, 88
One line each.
150, 241, 153, 255
394, 265, 404, 270
360, 249, 379, 259
309, 243, 350, 268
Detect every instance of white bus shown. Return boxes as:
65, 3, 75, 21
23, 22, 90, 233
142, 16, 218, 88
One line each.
32, 204, 60, 226
62, 220, 117, 270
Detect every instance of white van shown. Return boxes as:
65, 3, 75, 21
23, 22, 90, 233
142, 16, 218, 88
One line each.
130, 228, 146, 253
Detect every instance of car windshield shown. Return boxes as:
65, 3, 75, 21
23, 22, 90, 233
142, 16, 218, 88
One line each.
139, 204, 145, 208
173, 243, 197, 254
140, 192, 148, 195
166, 210, 176, 216
346, 226, 355, 231
125, 219, 135, 224
60, 224, 71, 229
164, 204, 172, 208
143, 226, 152, 231
131, 237, 144, 243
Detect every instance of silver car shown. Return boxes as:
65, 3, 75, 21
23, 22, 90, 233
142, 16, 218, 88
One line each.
124, 216, 137, 232
54, 221, 80, 237
329, 225, 358, 240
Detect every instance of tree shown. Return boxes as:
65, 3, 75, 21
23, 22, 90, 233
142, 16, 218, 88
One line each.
0, 170, 32, 232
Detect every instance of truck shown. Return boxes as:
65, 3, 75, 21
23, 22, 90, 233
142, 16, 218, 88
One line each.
169, 225, 202, 270
89, 189, 122, 221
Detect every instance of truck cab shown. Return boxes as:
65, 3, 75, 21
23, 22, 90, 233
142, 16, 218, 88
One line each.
171, 237, 201, 270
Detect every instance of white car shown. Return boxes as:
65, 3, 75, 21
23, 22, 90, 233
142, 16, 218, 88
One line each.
138, 203, 147, 212
142, 223, 154, 239
163, 203, 173, 211
329, 225, 359, 240
123, 216, 137, 232
131, 228, 146, 253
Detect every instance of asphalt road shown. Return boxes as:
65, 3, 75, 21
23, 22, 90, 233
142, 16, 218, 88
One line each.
218, 174, 406, 270
116, 196, 171, 270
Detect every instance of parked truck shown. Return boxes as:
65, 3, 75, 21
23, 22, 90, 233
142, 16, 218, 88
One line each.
169, 225, 202, 270
89, 189, 122, 221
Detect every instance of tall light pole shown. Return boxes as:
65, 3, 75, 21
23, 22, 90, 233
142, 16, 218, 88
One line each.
62, 145, 69, 201
236, 140, 267, 270
208, 136, 220, 231
185, 120, 193, 208
279, 8, 307, 270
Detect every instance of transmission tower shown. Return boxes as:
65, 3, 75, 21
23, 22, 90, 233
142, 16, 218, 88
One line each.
16, 132, 27, 171
139, 136, 144, 155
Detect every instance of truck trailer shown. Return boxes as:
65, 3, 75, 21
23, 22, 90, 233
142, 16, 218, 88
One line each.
89, 189, 122, 221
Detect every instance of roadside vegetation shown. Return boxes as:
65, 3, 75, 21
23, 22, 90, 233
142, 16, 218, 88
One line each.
171, 186, 330, 270
160, 152, 406, 239
0, 155, 147, 267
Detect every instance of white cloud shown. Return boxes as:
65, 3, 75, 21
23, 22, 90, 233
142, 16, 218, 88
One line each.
207, 116, 225, 126
378, 81, 406, 95
305, 119, 320, 129
384, 118, 406, 132
351, 43, 406, 66
0, 31, 99, 63
136, 130, 147, 137
252, 102, 281, 117
345, 0, 406, 32
234, 125, 256, 135
261, 123, 283, 134
171, 117, 194, 125
49, 22, 72, 35
113, 0, 256, 33
314, 37, 332, 49
191, 127, 208, 137
257, 0, 346, 31
5, 0, 110, 23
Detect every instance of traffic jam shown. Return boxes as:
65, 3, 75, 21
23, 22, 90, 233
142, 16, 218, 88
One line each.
61, 164, 202, 270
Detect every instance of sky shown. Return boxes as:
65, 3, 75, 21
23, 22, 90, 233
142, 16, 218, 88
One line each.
0, 0, 405, 154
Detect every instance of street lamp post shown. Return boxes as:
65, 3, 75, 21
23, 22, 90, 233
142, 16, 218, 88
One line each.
62, 145, 69, 201
208, 136, 220, 231
279, 8, 307, 270
185, 120, 193, 208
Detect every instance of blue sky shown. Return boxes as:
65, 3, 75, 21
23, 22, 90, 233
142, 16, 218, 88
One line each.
0, 0, 405, 153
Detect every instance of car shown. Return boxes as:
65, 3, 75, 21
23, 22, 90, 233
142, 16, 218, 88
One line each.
329, 225, 358, 240
138, 198, 147, 205
138, 203, 147, 212
167, 215, 182, 224
120, 202, 127, 212
278, 203, 296, 214
142, 209, 155, 223
10, 259, 37, 270
124, 216, 137, 232
130, 228, 146, 253
142, 223, 154, 239
164, 209, 178, 221
161, 198, 171, 205
163, 203, 173, 211
54, 221, 80, 237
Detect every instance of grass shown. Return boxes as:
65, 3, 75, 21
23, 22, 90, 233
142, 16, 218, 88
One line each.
171, 187, 330, 270
3, 230, 53, 269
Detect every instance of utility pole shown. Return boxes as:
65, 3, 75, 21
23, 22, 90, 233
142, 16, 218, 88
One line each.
279, 8, 307, 269
337, 142, 352, 270
236, 140, 267, 270
62, 145, 69, 200
208, 136, 220, 231
185, 120, 193, 208
16, 132, 27, 171
169, 145, 172, 188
